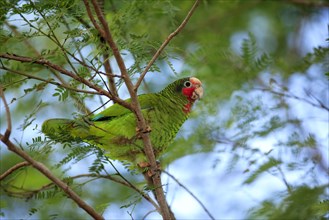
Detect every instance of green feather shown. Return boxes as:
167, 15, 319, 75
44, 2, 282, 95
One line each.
42, 77, 194, 165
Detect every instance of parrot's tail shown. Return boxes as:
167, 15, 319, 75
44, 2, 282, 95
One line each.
42, 118, 81, 142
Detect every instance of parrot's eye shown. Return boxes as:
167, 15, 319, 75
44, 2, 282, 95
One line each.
184, 81, 192, 88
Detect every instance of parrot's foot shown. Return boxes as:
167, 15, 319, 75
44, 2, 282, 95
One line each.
135, 126, 152, 139
138, 161, 161, 177
138, 161, 151, 168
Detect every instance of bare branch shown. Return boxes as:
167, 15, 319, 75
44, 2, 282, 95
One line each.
134, 0, 201, 91
276, 166, 293, 194
142, 209, 158, 220
0, 161, 30, 181
255, 87, 329, 111
0, 86, 12, 142
73, 173, 160, 211
102, 157, 162, 212
163, 170, 216, 220
305, 89, 329, 111
103, 53, 119, 97
84, 0, 119, 96
83, 0, 118, 97
89, 0, 129, 80
83, 0, 106, 37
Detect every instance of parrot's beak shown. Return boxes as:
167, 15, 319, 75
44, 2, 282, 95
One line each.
190, 77, 203, 100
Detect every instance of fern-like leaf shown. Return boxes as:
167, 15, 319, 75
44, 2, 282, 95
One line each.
244, 157, 281, 184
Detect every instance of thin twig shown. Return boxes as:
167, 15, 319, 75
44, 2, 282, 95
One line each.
142, 209, 158, 220
30, 0, 79, 75
0, 161, 30, 181
0, 86, 12, 142
93, 0, 118, 96
276, 166, 293, 194
62, 17, 87, 64
0, 66, 99, 95
103, 53, 119, 97
104, 158, 161, 212
0, 53, 132, 110
83, 0, 106, 37
91, 174, 160, 211
89, 0, 129, 79
305, 89, 329, 111
134, 0, 201, 91
163, 170, 216, 220
255, 87, 329, 111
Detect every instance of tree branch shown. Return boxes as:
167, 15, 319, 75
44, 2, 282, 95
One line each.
0, 161, 30, 181
0, 85, 104, 219
0, 65, 99, 95
163, 170, 215, 220
83, 1, 174, 218
134, 0, 201, 91
0, 86, 12, 142
276, 165, 293, 194
255, 87, 329, 111
103, 53, 119, 97
0, 53, 132, 110
73, 173, 160, 211
90, 0, 118, 97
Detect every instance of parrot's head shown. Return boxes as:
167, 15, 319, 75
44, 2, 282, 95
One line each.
180, 77, 203, 113
181, 77, 203, 102
161, 76, 203, 114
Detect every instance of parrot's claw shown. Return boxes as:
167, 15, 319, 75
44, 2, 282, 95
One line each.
136, 126, 152, 139
144, 126, 152, 133
137, 161, 150, 168
138, 161, 161, 177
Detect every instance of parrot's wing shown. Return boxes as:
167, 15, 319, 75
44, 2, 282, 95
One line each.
91, 94, 155, 121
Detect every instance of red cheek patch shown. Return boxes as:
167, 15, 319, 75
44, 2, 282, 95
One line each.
182, 87, 195, 101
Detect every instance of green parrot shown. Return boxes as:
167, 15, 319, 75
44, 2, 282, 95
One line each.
42, 77, 203, 167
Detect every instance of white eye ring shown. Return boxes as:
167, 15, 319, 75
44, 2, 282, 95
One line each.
184, 81, 192, 88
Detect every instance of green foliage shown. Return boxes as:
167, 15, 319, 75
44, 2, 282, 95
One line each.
55, 144, 98, 168
88, 148, 109, 174
243, 157, 282, 184
249, 186, 327, 220
235, 32, 274, 78
52, 87, 69, 101
302, 46, 329, 72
